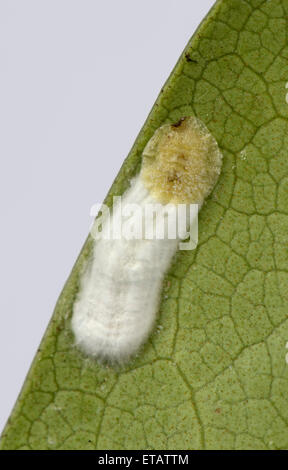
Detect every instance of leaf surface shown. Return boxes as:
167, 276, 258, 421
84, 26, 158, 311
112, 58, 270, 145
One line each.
2, 0, 288, 450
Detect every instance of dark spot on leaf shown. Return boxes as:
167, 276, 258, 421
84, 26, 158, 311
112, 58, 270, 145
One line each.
185, 53, 197, 63
172, 117, 185, 128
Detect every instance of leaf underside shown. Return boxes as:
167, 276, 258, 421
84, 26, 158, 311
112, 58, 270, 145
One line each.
2, 0, 288, 450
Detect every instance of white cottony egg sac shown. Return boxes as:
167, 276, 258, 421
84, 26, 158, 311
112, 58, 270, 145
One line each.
71, 116, 223, 364
72, 179, 180, 364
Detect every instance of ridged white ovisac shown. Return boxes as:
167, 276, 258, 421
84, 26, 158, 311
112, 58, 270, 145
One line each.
71, 116, 223, 364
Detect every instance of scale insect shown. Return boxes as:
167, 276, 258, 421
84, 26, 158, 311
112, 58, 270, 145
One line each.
71, 116, 223, 364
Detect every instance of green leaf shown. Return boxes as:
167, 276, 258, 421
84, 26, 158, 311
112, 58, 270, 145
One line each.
2, 0, 288, 450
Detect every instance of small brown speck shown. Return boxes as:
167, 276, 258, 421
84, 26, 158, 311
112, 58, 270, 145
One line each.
167, 171, 181, 183
172, 117, 185, 128
185, 53, 197, 63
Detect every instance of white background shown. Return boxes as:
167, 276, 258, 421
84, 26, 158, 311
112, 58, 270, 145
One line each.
0, 0, 215, 433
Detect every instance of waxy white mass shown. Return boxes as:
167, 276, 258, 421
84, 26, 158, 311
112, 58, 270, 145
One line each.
71, 117, 223, 363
